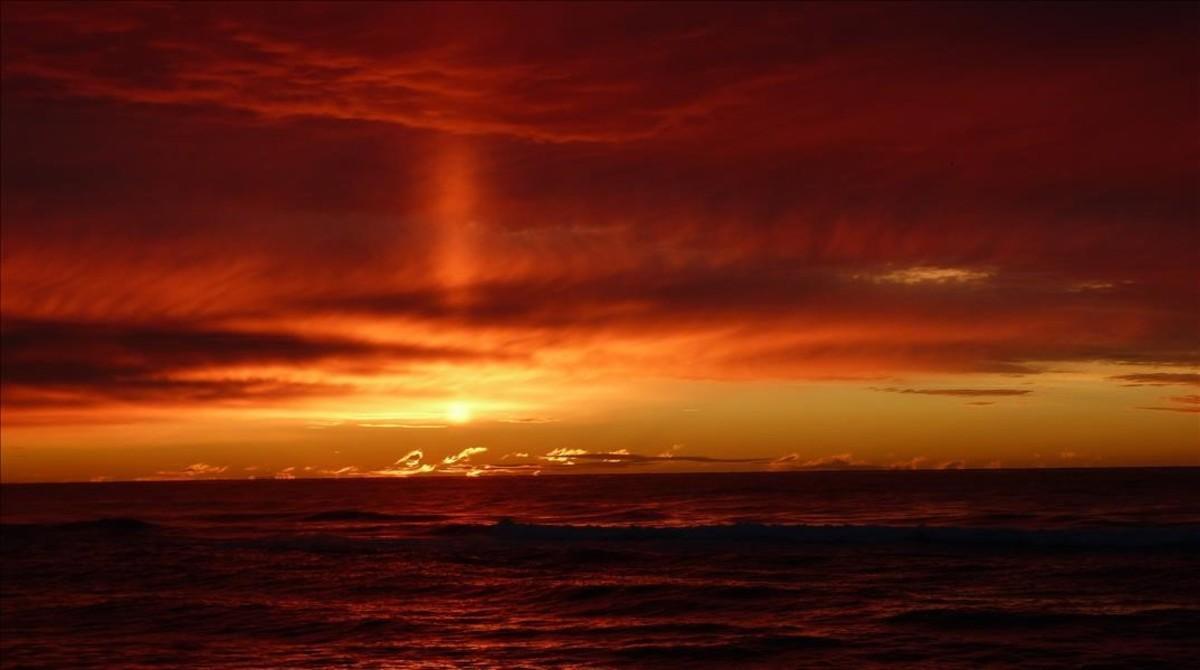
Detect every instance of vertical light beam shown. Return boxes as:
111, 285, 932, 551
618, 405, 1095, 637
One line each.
431, 136, 478, 306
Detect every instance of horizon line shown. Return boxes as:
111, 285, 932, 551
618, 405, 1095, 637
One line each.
3, 464, 1199, 486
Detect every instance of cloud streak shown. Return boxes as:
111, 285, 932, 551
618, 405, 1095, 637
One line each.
873, 388, 1032, 398
0, 318, 499, 408
1111, 373, 1200, 387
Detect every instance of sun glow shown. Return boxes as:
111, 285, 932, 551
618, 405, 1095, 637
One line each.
446, 402, 472, 424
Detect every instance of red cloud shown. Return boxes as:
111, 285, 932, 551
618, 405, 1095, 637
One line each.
2, 2, 1196, 419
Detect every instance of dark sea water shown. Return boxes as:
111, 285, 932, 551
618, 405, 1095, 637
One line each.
2, 469, 1198, 669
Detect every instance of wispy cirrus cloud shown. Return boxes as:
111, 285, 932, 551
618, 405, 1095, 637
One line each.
1135, 394, 1200, 414
1110, 373, 1200, 387
872, 387, 1032, 398
865, 266, 992, 286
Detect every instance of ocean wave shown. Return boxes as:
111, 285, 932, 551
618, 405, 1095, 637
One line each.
191, 511, 303, 522
886, 606, 1200, 629
550, 582, 797, 604
523, 582, 807, 618
187, 509, 449, 524
300, 509, 447, 523
1, 517, 161, 537
470, 519, 1200, 548
17, 595, 425, 642
5, 516, 1198, 551
610, 634, 843, 662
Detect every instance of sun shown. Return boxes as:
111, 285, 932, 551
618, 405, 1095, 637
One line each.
446, 402, 472, 424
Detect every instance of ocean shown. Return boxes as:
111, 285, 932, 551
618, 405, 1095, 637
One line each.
2, 469, 1198, 669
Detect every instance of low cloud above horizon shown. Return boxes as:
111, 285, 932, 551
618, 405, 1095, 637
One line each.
1, 2, 1196, 482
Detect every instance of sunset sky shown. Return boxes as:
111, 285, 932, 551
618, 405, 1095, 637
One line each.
1, 1, 1196, 482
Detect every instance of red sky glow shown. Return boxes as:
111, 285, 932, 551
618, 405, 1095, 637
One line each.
1, 1, 1197, 482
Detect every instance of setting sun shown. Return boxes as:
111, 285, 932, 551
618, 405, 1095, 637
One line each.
446, 403, 473, 425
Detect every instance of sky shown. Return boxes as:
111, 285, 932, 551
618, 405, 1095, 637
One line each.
1, 1, 1197, 482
